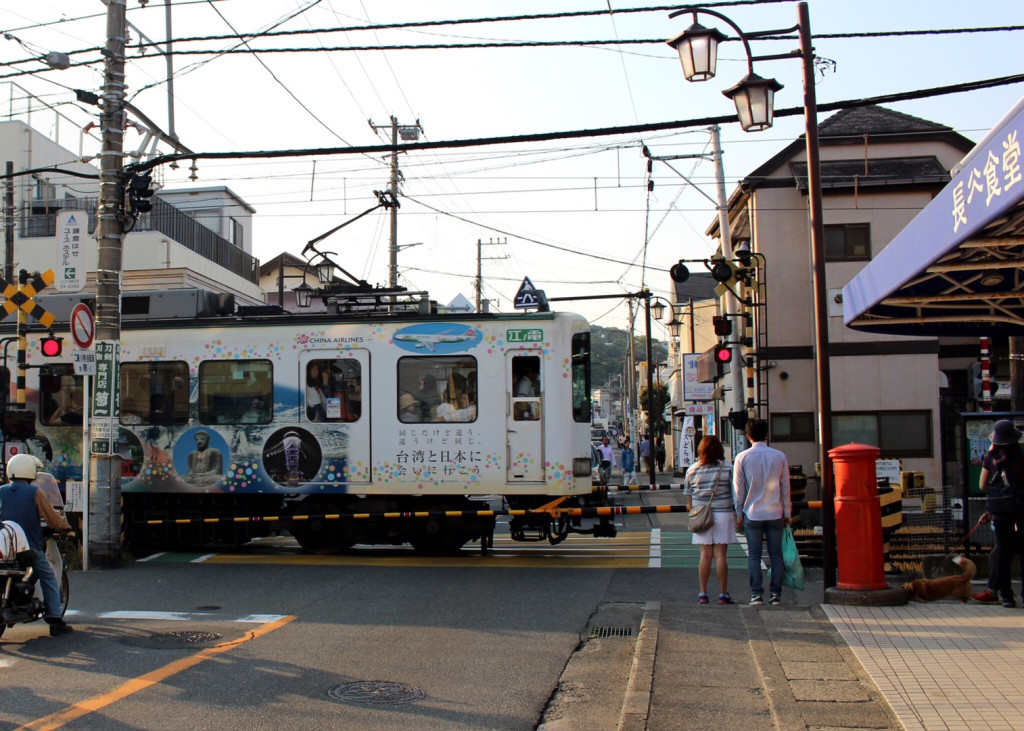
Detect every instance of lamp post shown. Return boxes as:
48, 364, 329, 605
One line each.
666, 2, 835, 587
276, 258, 324, 309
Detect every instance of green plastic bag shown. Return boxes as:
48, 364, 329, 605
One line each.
780, 525, 805, 590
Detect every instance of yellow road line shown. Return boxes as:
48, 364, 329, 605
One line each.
17, 615, 295, 731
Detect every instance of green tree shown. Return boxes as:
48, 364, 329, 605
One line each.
638, 381, 670, 438
591, 325, 668, 389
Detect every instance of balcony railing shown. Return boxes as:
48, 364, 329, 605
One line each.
20, 196, 259, 285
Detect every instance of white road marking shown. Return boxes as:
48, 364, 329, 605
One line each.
135, 552, 168, 562
648, 528, 662, 568
100, 611, 211, 621
96, 610, 287, 623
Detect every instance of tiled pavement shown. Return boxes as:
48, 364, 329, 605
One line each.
824, 602, 1024, 731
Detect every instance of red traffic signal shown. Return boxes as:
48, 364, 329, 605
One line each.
40, 336, 63, 357
714, 343, 732, 363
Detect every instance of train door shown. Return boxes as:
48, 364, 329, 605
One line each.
507, 351, 544, 482
300, 350, 370, 485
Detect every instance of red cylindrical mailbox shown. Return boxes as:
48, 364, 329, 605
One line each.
830, 442, 887, 591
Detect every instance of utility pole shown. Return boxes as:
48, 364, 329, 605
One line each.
627, 299, 638, 452
475, 238, 507, 313
91, 0, 129, 567
4, 162, 12, 283
710, 125, 746, 456
369, 116, 421, 288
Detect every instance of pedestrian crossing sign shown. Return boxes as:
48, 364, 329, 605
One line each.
514, 277, 539, 309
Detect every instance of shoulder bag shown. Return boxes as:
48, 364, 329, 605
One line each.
688, 465, 723, 534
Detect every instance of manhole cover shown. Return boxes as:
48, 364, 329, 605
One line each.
590, 626, 633, 638
149, 631, 223, 646
196, 605, 221, 611
327, 681, 425, 705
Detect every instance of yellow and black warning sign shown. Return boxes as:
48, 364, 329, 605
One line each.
0, 269, 56, 328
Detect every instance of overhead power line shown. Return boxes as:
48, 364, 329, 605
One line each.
3, 25, 1021, 72
130, 72, 1024, 172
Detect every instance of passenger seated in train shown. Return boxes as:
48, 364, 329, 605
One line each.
398, 392, 420, 423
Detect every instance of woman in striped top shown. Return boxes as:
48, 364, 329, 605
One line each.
684, 435, 737, 604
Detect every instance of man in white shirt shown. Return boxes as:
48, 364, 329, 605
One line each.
733, 418, 791, 606
597, 436, 616, 485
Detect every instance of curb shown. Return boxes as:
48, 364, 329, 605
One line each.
617, 601, 660, 731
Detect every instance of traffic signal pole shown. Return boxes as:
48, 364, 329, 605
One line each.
91, 0, 128, 567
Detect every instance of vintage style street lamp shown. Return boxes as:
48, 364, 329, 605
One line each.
666, 2, 836, 587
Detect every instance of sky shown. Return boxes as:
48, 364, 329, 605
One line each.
0, 0, 1021, 336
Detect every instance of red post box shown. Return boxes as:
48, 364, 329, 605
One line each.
830, 442, 887, 591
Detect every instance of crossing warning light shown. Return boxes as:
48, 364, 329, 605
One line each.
714, 343, 732, 364
728, 411, 749, 430
712, 315, 733, 336
128, 172, 155, 214
40, 334, 63, 357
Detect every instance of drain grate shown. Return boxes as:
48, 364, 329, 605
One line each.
149, 631, 223, 646
590, 626, 633, 638
328, 681, 425, 706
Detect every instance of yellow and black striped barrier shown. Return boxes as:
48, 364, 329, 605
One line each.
136, 500, 838, 527
141, 503, 697, 527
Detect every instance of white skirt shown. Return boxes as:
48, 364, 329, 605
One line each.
691, 511, 738, 545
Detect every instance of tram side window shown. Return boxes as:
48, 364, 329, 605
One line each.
199, 359, 274, 425
305, 358, 361, 423
571, 333, 591, 423
398, 356, 477, 423
39, 366, 84, 426
120, 362, 190, 425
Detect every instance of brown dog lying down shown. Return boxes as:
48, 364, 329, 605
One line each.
902, 556, 977, 602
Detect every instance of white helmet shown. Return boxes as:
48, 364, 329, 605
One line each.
6, 453, 39, 480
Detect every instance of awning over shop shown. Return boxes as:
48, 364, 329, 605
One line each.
843, 97, 1024, 336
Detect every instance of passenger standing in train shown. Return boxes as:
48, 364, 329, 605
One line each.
455, 391, 477, 421
306, 362, 326, 422
516, 366, 539, 397
435, 387, 459, 422
415, 373, 441, 421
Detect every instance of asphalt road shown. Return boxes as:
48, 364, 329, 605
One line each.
0, 492, 693, 730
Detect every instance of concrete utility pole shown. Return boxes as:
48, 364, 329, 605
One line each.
627, 299, 638, 452
91, 0, 128, 567
4, 161, 12, 283
369, 117, 421, 288
475, 238, 507, 313
710, 126, 746, 456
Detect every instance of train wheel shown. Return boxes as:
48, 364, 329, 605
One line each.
410, 518, 468, 556
289, 502, 354, 554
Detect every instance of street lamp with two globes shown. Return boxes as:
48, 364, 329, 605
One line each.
665, 2, 836, 587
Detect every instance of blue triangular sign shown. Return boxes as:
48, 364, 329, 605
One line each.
514, 277, 538, 308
